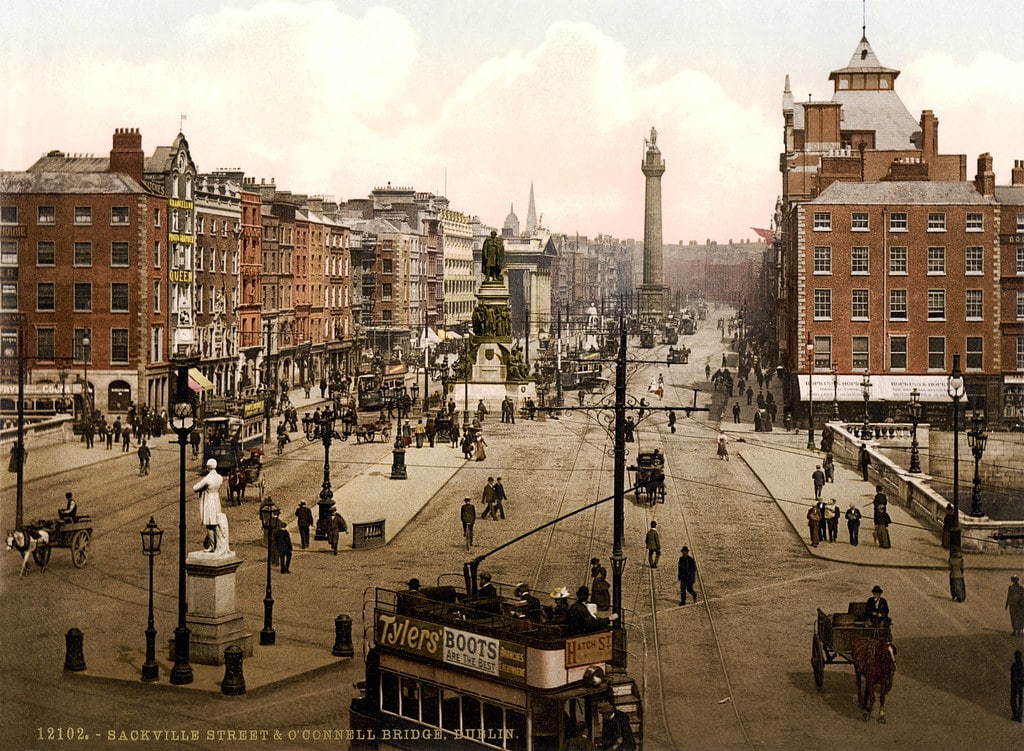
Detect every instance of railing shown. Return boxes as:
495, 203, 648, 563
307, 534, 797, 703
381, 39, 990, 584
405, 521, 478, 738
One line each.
352, 519, 386, 549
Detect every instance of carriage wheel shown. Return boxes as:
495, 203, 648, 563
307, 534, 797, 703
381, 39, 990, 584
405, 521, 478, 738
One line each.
32, 542, 51, 569
811, 634, 825, 688
70, 531, 91, 568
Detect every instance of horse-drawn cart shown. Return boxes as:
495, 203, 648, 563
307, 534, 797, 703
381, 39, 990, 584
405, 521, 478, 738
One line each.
32, 515, 93, 569
354, 420, 392, 444
630, 450, 666, 506
667, 346, 690, 365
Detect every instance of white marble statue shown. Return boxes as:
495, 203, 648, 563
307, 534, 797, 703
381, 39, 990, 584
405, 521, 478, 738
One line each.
192, 458, 232, 556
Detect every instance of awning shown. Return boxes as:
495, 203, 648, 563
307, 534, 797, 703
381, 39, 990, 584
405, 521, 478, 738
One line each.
188, 368, 215, 392
796, 374, 953, 403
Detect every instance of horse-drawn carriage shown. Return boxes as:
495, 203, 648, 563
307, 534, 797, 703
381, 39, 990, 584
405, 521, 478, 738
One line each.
353, 420, 392, 444
630, 450, 666, 506
6, 515, 93, 574
667, 346, 690, 365
812, 602, 896, 721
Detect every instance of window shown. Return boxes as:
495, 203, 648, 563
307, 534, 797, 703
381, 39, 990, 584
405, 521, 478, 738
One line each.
153, 281, 161, 313
0, 206, 17, 223
36, 283, 55, 311
221, 250, 227, 273
111, 206, 129, 224
150, 326, 163, 363
889, 289, 908, 320
196, 217, 205, 234
813, 212, 832, 231
154, 208, 161, 227
36, 328, 55, 360
1018, 248, 1024, 275
889, 212, 908, 232
111, 283, 129, 312
1017, 213, 1024, 232
813, 336, 832, 369
889, 247, 907, 274
382, 283, 393, 302
37, 241, 55, 266
927, 212, 946, 231
74, 206, 92, 225
74, 242, 92, 266
965, 246, 983, 275
852, 289, 869, 319
1018, 337, 1024, 371
111, 242, 129, 267
966, 290, 984, 320
890, 336, 908, 370
927, 336, 945, 370
927, 247, 945, 274
111, 329, 129, 363
852, 336, 870, 371
0, 241, 17, 265
852, 212, 869, 231
966, 213, 983, 232
73, 283, 92, 312
211, 219, 218, 236
37, 206, 55, 224
382, 259, 393, 274
1, 282, 16, 310
196, 247, 204, 271
813, 246, 832, 274
851, 246, 869, 274
1018, 290, 1024, 320
154, 241, 160, 269
927, 289, 946, 320
813, 288, 832, 320
966, 337, 983, 370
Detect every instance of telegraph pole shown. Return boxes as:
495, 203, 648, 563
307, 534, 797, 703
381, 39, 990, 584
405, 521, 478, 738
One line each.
610, 314, 627, 658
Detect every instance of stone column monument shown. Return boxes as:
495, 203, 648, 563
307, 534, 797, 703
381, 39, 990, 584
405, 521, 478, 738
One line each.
639, 126, 667, 324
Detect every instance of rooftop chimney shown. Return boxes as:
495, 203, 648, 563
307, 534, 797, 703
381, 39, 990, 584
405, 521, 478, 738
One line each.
109, 127, 144, 185
1012, 159, 1024, 186
919, 110, 938, 158
975, 153, 995, 196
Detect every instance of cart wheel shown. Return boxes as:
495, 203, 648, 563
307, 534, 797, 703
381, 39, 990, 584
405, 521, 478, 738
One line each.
811, 634, 825, 688
32, 543, 51, 569
70, 530, 91, 568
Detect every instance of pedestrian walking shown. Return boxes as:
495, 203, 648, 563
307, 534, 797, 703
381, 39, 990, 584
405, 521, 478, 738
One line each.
948, 546, 965, 602
811, 465, 826, 499
677, 546, 698, 605
874, 507, 892, 549
326, 504, 346, 555
320, 377, 327, 399
103, 420, 113, 449
746, 386, 754, 406
1012, 650, 1024, 722
474, 432, 487, 461
716, 431, 730, 460
1006, 576, 1024, 636
122, 427, 131, 452
668, 409, 677, 433
645, 521, 661, 568
590, 558, 611, 611
275, 522, 293, 573
450, 422, 461, 448
481, 477, 497, 520
84, 420, 95, 448
461, 497, 476, 549
816, 500, 828, 542
941, 503, 956, 549
137, 440, 151, 476
461, 429, 475, 460
732, 402, 741, 424
476, 399, 488, 424
295, 501, 314, 549
112, 418, 122, 447
413, 419, 425, 448
859, 443, 872, 481
845, 504, 861, 546
493, 477, 508, 520
822, 452, 835, 483
190, 428, 201, 458
807, 504, 822, 547
825, 498, 840, 542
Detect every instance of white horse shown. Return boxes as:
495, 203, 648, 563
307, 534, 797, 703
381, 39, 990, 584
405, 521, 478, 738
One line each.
5, 528, 49, 577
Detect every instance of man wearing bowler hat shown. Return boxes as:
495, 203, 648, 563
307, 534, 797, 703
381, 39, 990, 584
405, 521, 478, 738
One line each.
864, 585, 890, 625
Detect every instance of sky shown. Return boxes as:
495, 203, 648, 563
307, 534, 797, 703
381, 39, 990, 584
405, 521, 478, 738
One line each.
2, 1, 1022, 244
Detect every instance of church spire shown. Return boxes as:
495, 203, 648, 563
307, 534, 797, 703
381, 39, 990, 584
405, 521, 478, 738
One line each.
526, 183, 538, 236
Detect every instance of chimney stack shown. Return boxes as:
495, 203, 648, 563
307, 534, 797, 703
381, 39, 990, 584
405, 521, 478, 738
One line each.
109, 127, 144, 185
919, 110, 938, 157
1012, 159, 1024, 186
974, 153, 995, 196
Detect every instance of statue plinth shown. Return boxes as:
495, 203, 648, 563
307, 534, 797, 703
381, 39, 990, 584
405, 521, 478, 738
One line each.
180, 553, 252, 665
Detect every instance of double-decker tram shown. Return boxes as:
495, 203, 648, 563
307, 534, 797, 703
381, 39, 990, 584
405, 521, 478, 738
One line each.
201, 396, 265, 472
350, 575, 643, 750
357, 373, 385, 411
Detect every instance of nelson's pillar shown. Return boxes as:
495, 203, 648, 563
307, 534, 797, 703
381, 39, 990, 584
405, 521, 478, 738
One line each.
639, 126, 667, 324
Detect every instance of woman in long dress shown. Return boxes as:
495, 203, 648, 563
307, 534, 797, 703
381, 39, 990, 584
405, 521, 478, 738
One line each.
474, 433, 487, 462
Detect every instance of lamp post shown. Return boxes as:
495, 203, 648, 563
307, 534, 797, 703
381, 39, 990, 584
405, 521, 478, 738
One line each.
947, 354, 964, 552
302, 408, 338, 541
82, 335, 91, 423
967, 410, 987, 517
58, 366, 68, 413
908, 388, 922, 473
140, 517, 163, 682
168, 357, 198, 685
832, 368, 840, 421
806, 336, 814, 450
258, 498, 280, 645
860, 372, 872, 440
391, 387, 407, 480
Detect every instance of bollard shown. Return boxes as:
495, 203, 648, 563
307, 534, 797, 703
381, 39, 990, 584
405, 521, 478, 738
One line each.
64, 628, 86, 672
221, 645, 246, 695
333, 614, 354, 657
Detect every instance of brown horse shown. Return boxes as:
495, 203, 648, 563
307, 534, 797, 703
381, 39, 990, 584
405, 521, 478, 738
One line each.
852, 637, 896, 722
227, 468, 248, 506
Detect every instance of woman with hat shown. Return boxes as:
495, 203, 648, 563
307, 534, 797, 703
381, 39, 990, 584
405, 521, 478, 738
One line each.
1007, 576, 1024, 636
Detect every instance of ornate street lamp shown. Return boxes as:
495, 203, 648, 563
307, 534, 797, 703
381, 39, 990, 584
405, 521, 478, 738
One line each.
967, 410, 987, 518
391, 387, 408, 480
908, 388, 922, 473
81, 335, 91, 423
258, 498, 280, 646
168, 357, 198, 685
58, 366, 68, 413
806, 336, 814, 450
140, 517, 163, 682
947, 354, 965, 552
302, 408, 338, 541
832, 367, 840, 421
860, 372, 873, 440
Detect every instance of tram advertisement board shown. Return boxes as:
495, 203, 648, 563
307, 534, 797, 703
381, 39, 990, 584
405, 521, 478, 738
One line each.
375, 611, 526, 684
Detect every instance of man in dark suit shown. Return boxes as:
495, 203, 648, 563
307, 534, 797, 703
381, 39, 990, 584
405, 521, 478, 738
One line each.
864, 585, 890, 625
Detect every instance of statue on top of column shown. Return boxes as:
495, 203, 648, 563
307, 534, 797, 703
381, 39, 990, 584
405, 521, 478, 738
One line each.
482, 230, 505, 282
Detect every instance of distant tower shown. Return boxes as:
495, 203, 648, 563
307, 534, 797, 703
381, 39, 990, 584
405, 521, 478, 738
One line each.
639, 126, 667, 323
525, 183, 538, 236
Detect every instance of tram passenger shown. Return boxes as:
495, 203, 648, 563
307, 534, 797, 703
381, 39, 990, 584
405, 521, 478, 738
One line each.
477, 572, 497, 599
513, 583, 544, 621
567, 586, 609, 635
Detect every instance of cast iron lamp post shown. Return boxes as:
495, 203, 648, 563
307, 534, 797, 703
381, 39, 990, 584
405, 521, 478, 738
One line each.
140, 517, 163, 682
81, 335, 91, 423
860, 372, 872, 440
832, 367, 840, 421
258, 498, 280, 645
806, 336, 814, 450
302, 408, 337, 541
391, 387, 407, 480
168, 357, 198, 685
967, 410, 987, 518
947, 354, 965, 552
908, 388, 923, 473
